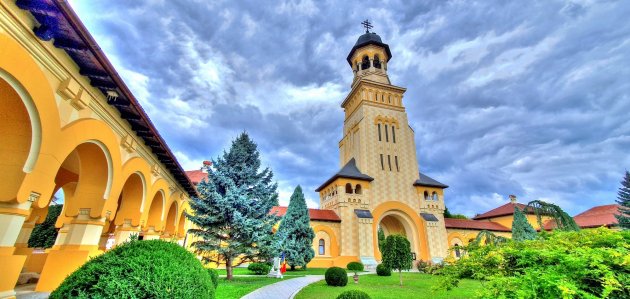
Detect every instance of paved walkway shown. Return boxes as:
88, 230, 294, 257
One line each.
241, 275, 325, 299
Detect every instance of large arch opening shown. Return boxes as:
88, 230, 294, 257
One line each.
112, 173, 144, 227
145, 191, 165, 235
163, 201, 178, 237
0, 77, 32, 201
377, 210, 420, 260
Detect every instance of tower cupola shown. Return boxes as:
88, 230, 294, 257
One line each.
347, 20, 392, 85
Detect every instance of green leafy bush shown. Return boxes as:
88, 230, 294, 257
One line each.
376, 264, 391, 276
346, 261, 364, 273
207, 268, 219, 289
336, 290, 371, 299
325, 267, 348, 286
439, 228, 630, 298
247, 262, 271, 275
50, 240, 214, 299
417, 260, 443, 275
28, 204, 63, 248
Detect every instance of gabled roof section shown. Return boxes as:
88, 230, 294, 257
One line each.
473, 202, 533, 220
17, 0, 196, 196
185, 170, 208, 185
544, 204, 621, 229
315, 158, 373, 191
270, 206, 342, 223
413, 172, 448, 189
445, 218, 511, 232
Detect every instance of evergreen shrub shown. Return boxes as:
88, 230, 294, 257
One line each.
50, 240, 214, 299
336, 290, 371, 299
28, 204, 62, 248
346, 261, 364, 272
247, 262, 271, 275
376, 264, 391, 276
325, 267, 348, 286
207, 268, 219, 289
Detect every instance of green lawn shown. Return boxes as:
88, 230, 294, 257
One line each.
215, 276, 296, 299
215, 267, 329, 276
295, 273, 482, 299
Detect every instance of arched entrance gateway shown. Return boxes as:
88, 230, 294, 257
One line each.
0, 2, 197, 296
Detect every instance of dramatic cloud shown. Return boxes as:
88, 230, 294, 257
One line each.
69, 0, 630, 216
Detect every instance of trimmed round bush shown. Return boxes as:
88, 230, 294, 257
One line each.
50, 240, 214, 299
376, 263, 391, 276
336, 290, 371, 299
346, 261, 364, 272
207, 268, 219, 289
247, 262, 271, 275
325, 267, 348, 286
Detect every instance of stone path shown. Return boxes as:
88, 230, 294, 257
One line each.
15, 284, 49, 299
241, 275, 325, 299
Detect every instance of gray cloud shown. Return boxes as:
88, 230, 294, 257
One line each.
69, 0, 630, 215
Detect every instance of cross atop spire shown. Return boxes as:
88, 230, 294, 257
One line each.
361, 19, 373, 33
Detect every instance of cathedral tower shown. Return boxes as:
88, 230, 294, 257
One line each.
315, 22, 449, 267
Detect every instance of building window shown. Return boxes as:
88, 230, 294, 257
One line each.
395, 156, 399, 172
424, 191, 429, 201
361, 55, 370, 70
454, 244, 461, 258
377, 124, 382, 141
374, 54, 381, 69
319, 239, 325, 255
355, 184, 362, 194
432, 192, 438, 201
345, 183, 353, 194
380, 154, 384, 170
392, 126, 396, 143
387, 155, 392, 171
385, 124, 389, 142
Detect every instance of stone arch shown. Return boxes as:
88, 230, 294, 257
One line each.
145, 190, 165, 233
371, 201, 430, 261
176, 205, 189, 238
355, 184, 362, 194
163, 200, 178, 236
111, 172, 145, 228
312, 225, 339, 257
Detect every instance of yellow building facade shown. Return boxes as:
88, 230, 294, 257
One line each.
0, 1, 195, 296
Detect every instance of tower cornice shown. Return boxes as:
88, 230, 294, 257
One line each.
341, 79, 406, 108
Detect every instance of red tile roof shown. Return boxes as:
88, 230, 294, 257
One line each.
270, 206, 342, 222
473, 202, 533, 220
185, 170, 208, 185
445, 218, 511, 232
544, 204, 621, 229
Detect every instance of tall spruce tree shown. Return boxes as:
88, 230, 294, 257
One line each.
512, 206, 537, 241
276, 185, 315, 270
615, 171, 630, 229
187, 133, 279, 280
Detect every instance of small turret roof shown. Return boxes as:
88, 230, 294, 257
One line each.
346, 32, 393, 66
414, 172, 449, 189
315, 158, 373, 191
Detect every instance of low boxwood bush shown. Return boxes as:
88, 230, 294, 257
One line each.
376, 263, 391, 276
247, 262, 271, 275
325, 267, 348, 286
336, 290, 371, 299
346, 261, 364, 273
207, 268, 219, 289
50, 240, 214, 299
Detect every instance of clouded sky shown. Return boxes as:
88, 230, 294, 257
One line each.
68, 0, 630, 216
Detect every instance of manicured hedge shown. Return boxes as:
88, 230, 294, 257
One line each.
325, 267, 348, 286
50, 240, 214, 299
207, 268, 219, 289
346, 261, 364, 272
376, 264, 391, 276
247, 262, 271, 275
337, 290, 371, 299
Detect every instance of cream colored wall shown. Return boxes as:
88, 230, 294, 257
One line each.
480, 214, 550, 230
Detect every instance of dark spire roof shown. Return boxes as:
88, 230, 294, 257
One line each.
413, 172, 448, 189
346, 32, 393, 66
315, 158, 374, 191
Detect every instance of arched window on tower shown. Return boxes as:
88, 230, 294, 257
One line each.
374, 55, 381, 69
355, 184, 362, 194
361, 55, 370, 70
424, 191, 429, 201
345, 183, 353, 194
432, 192, 438, 201
319, 239, 325, 255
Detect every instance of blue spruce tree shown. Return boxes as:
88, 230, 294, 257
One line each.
615, 170, 630, 229
187, 133, 279, 280
276, 185, 315, 270
511, 206, 537, 241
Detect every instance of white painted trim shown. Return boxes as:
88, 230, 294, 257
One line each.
0, 68, 42, 173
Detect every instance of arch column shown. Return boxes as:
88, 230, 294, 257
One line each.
0, 198, 36, 299
36, 208, 106, 292
113, 219, 141, 245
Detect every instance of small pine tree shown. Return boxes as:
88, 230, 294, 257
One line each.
276, 186, 315, 270
28, 204, 63, 248
616, 171, 630, 229
444, 207, 453, 218
377, 227, 385, 254
381, 235, 412, 286
187, 133, 279, 280
512, 206, 537, 241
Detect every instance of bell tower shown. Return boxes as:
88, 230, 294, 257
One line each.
315, 21, 448, 268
